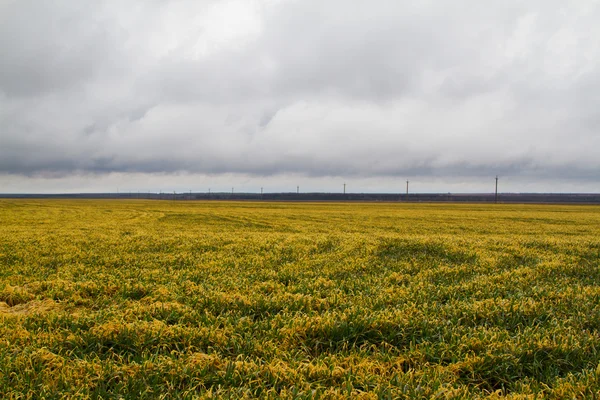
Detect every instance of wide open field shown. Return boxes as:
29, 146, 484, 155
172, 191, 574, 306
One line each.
1, 200, 600, 399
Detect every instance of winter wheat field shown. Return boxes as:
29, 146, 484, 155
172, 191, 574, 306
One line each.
1, 199, 600, 399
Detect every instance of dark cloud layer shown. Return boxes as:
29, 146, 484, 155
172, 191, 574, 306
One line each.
1, 0, 599, 192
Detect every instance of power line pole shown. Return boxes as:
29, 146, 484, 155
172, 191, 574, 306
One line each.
297, 186, 299, 194
406, 180, 409, 197
343, 183, 346, 194
495, 176, 498, 204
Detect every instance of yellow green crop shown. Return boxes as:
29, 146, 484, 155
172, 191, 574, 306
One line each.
1, 199, 600, 398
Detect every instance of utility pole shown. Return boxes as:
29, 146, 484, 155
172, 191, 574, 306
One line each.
495, 176, 498, 204
343, 183, 346, 195
232, 187, 234, 194
406, 180, 409, 197
297, 186, 299, 194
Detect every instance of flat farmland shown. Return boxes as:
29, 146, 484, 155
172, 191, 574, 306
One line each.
1, 200, 600, 399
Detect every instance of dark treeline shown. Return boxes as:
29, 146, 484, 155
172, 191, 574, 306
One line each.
2, 192, 600, 204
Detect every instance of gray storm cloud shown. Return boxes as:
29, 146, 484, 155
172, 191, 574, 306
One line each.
1, 0, 599, 190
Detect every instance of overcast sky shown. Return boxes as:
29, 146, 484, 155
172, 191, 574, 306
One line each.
1, 0, 599, 193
